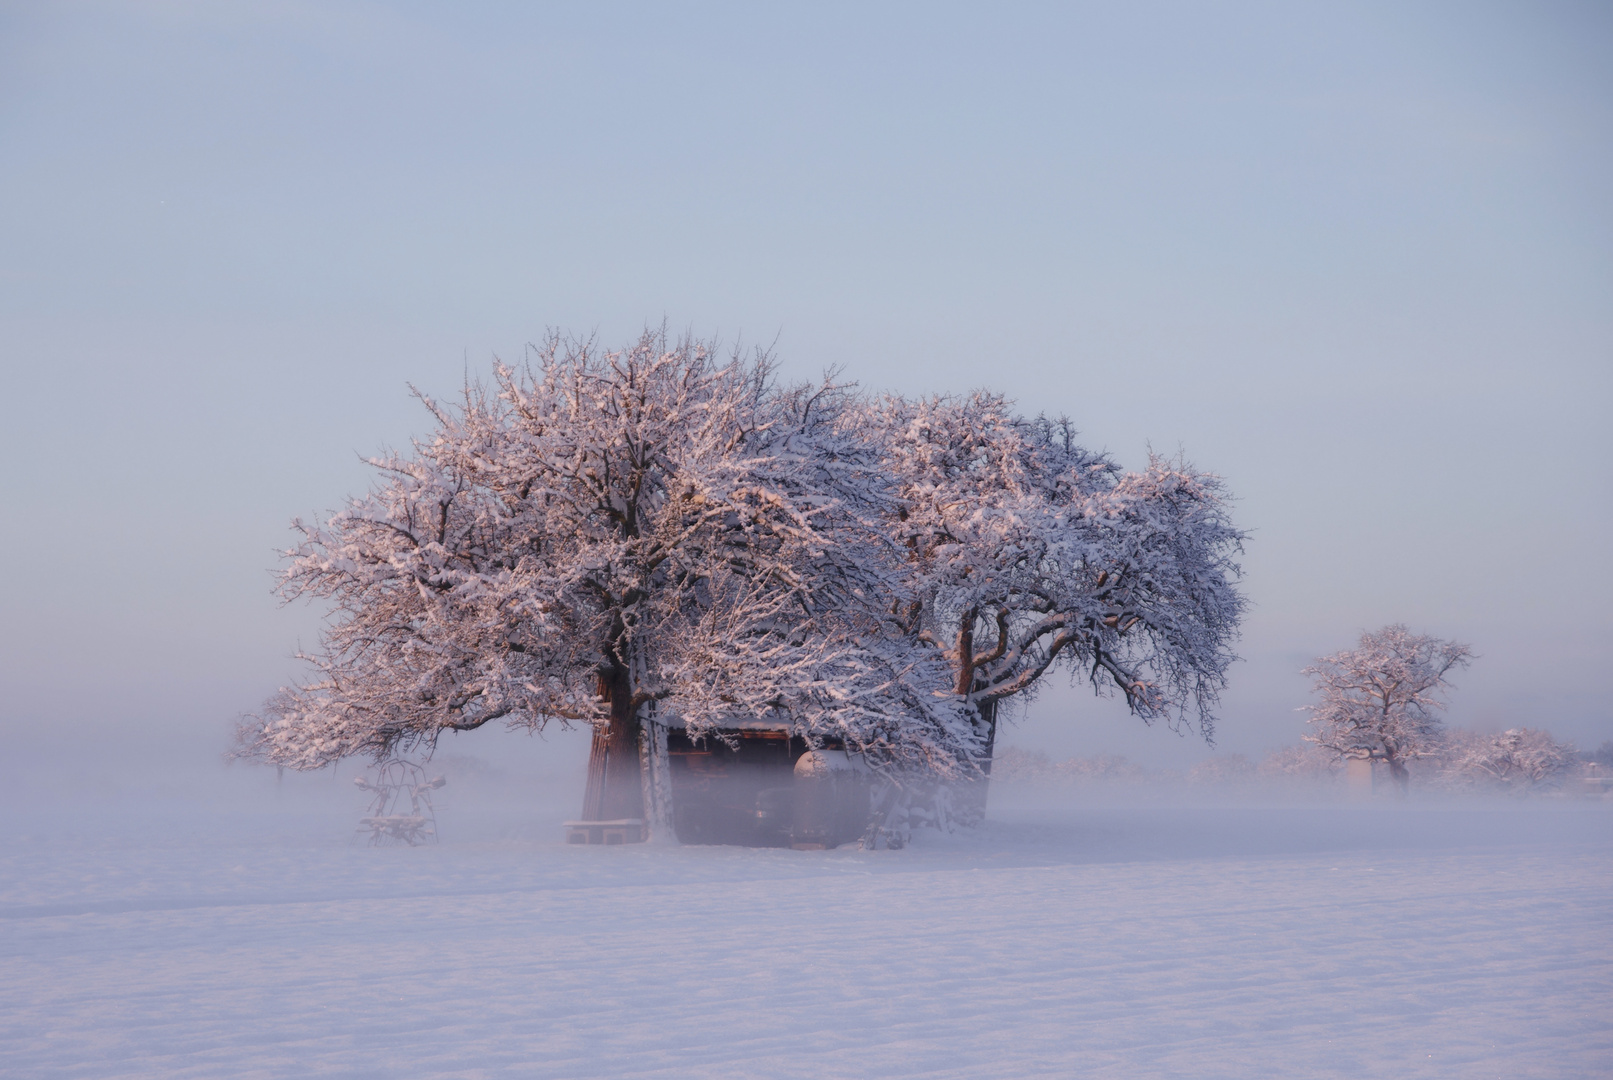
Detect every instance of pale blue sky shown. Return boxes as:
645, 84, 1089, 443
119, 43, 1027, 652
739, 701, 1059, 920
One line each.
2, 1, 1609, 768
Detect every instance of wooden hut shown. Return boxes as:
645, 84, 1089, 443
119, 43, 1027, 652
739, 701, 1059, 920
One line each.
566, 717, 873, 848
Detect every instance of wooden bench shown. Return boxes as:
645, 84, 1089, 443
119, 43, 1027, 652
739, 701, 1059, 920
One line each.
563, 819, 647, 845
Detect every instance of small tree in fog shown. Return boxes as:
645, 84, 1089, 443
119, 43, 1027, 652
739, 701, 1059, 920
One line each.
1257, 743, 1342, 783
1302, 625, 1472, 796
1187, 755, 1256, 787
1437, 728, 1575, 793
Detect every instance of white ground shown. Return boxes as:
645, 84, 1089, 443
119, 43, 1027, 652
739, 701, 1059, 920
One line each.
2, 757, 1609, 1079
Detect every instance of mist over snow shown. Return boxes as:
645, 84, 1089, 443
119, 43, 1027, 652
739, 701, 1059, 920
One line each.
4, 742, 1611, 1078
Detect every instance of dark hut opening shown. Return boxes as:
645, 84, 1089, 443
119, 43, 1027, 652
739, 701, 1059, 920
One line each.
667, 726, 874, 848
667, 728, 807, 846
567, 715, 877, 849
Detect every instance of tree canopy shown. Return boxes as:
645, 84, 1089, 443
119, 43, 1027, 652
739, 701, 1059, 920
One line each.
865, 391, 1246, 759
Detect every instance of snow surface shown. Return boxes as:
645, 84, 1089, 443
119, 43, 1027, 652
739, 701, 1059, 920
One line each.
3, 761, 1610, 1079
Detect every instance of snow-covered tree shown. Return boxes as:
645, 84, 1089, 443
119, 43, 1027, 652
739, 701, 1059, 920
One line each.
866, 392, 1247, 771
987, 747, 1148, 785
1302, 625, 1473, 795
237, 331, 980, 828
1257, 743, 1342, 783
237, 335, 1250, 837
1435, 727, 1575, 794
1187, 754, 1257, 786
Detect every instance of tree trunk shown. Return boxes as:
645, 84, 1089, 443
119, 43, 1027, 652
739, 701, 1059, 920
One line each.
1386, 755, 1411, 799
957, 697, 998, 821
977, 698, 999, 777
580, 666, 646, 823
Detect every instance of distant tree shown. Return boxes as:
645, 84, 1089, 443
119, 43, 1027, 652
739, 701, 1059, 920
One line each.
865, 392, 1248, 775
1302, 625, 1473, 796
1055, 753, 1149, 783
1187, 754, 1257, 786
988, 747, 1148, 785
986, 747, 1059, 784
1257, 743, 1342, 783
1436, 728, 1575, 794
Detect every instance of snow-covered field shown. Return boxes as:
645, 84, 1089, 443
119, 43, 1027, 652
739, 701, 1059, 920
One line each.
3, 756, 1609, 1079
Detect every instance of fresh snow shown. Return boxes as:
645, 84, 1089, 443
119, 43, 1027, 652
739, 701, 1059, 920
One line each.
2, 766, 1609, 1079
